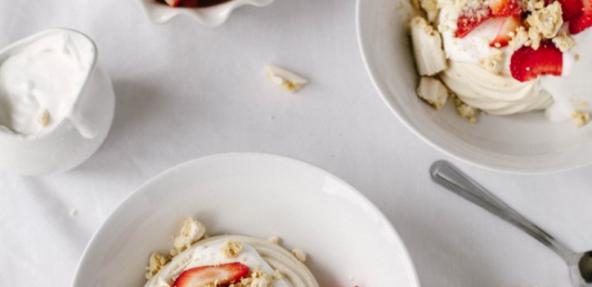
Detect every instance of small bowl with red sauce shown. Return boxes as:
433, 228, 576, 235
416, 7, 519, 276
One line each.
138, 0, 274, 26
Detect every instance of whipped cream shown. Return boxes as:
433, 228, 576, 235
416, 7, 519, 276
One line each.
145, 236, 319, 287
437, 0, 551, 115
440, 7, 504, 64
0, 32, 94, 137
436, 0, 591, 119
441, 62, 553, 115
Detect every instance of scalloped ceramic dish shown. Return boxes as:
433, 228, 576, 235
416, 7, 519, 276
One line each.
138, 0, 274, 26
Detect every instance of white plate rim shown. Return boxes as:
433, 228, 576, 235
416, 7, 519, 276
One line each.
72, 152, 421, 287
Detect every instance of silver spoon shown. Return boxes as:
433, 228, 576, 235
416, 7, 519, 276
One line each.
429, 160, 592, 287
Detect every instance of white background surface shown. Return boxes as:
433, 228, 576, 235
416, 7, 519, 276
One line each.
0, 0, 591, 286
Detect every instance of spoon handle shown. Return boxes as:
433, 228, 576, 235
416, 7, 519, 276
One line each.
430, 160, 576, 263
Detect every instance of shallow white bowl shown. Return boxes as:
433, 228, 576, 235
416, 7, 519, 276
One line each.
138, 0, 274, 26
73, 153, 420, 287
357, 0, 592, 173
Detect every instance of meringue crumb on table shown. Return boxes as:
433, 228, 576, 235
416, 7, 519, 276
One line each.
265, 65, 308, 93
416, 77, 449, 109
38, 110, 51, 127
572, 111, 591, 127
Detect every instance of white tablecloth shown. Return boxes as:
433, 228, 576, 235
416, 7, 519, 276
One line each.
1, 0, 591, 286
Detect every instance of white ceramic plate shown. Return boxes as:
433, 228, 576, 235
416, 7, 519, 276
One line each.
73, 153, 420, 287
357, 0, 592, 173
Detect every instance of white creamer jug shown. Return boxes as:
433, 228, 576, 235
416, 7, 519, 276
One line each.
0, 28, 115, 175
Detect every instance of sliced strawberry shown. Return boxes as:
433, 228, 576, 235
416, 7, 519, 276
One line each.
163, 0, 200, 7
489, 0, 523, 16
510, 41, 563, 82
569, 0, 592, 33
173, 262, 250, 287
455, 4, 492, 37
558, 0, 584, 20
489, 16, 522, 47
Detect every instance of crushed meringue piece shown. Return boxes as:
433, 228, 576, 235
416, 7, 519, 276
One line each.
454, 95, 479, 123
38, 109, 51, 127
250, 277, 271, 287
222, 240, 243, 258
172, 217, 206, 254
552, 32, 575, 52
265, 65, 308, 92
420, 0, 439, 22
478, 49, 504, 75
232, 269, 277, 287
267, 235, 281, 245
575, 53, 581, 61
451, 0, 469, 11
291, 248, 307, 262
526, 1, 563, 49
410, 16, 447, 76
509, 26, 529, 50
272, 270, 284, 281
526, 0, 545, 11
145, 252, 170, 280
417, 77, 449, 109
572, 111, 590, 127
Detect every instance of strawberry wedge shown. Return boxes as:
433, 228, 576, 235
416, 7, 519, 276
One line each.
455, 3, 492, 37
173, 263, 250, 287
510, 41, 563, 82
163, 0, 200, 7
490, 16, 523, 47
559, 0, 584, 20
569, 0, 592, 34
489, 0, 523, 16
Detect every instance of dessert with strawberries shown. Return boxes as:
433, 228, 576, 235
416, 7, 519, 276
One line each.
144, 218, 319, 287
158, 0, 230, 8
409, 0, 592, 126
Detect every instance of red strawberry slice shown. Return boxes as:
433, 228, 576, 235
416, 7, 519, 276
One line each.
510, 41, 563, 82
173, 262, 250, 287
489, 0, 523, 16
455, 4, 492, 37
558, 0, 584, 20
489, 16, 522, 47
569, 0, 592, 33
163, 0, 200, 7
